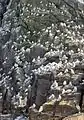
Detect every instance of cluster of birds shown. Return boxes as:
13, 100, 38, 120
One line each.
0, 43, 84, 110
29, 48, 84, 113
0, 1, 84, 120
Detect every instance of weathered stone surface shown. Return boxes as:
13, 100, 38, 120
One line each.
29, 105, 77, 120
2, 42, 15, 74
0, 114, 13, 120
63, 113, 84, 120
29, 107, 60, 120
31, 72, 54, 109
30, 44, 47, 59
29, 93, 79, 120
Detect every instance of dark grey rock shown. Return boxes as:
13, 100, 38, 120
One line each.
30, 44, 47, 60
2, 42, 15, 74
35, 72, 54, 108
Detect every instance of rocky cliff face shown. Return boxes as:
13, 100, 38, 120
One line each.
0, 0, 84, 118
